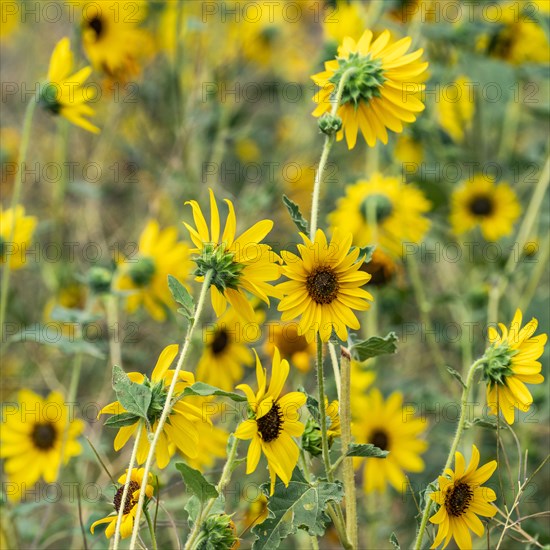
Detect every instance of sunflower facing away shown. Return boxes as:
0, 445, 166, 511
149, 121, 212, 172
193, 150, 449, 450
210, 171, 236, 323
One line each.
114, 220, 192, 322
450, 174, 521, 241
429, 445, 497, 549
0, 390, 84, 501
184, 189, 281, 323
312, 29, 428, 148
99, 345, 207, 468
264, 321, 316, 373
436, 76, 475, 143
352, 389, 427, 493
235, 348, 306, 494
482, 309, 547, 424
278, 228, 373, 342
90, 468, 154, 539
40, 37, 100, 133
0, 205, 37, 270
329, 174, 431, 259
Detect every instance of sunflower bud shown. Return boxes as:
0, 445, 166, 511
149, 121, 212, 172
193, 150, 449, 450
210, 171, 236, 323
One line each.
301, 418, 323, 456
480, 341, 516, 387
194, 244, 244, 292
318, 113, 342, 135
193, 514, 240, 550
87, 266, 112, 294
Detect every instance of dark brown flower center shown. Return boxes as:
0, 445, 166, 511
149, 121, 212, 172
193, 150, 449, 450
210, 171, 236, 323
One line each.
469, 195, 494, 216
31, 423, 57, 450
113, 481, 140, 515
256, 403, 283, 443
211, 329, 229, 355
306, 267, 339, 304
445, 481, 473, 517
88, 16, 104, 39
369, 429, 389, 450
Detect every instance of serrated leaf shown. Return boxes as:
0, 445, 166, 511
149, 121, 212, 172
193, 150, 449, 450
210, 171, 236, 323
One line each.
175, 463, 218, 504
251, 469, 343, 549
104, 412, 141, 428
346, 443, 388, 458
446, 366, 466, 388
356, 245, 376, 263
112, 365, 152, 419
177, 382, 247, 402
350, 332, 398, 361
168, 275, 194, 320
282, 195, 309, 234
390, 532, 400, 549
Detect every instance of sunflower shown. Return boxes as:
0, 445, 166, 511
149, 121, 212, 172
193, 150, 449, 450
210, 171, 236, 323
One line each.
326, 399, 341, 441
184, 189, 281, 323
328, 174, 431, 259
90, 468, 154, 539
350, 359, 376, 405
352, 389, 427, 493
450, 174, 521, 241
114, 220, 192, 322
264, 322, 316, 373
429, 445, 497, 549
394, 133, 424, 165
436, 76, 475, 143
312, 29, 428, 149
99, 345, 206, 469
235, 348, 306, 494
0, 205, 37, 270
482, 309, 547, 424
40, 37, 100, 133
361, 249, 399, 286
0, 389, 84, 501
278, 229, 373, 342
80, 1, 153, 81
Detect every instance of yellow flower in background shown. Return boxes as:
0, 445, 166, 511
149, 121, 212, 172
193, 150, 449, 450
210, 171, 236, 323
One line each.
323, 1, 366, 44
265, 322, 316, 373
436, 76, 474, 143
115, 220, 192, 322
394, 133, 424, 165
0, 127, 20, 192
312, 30, 428, 148
483, 309, 546, 424
80, 1, 153, 81
0, 0, 20, 42
326, 399, 341, 440
90, 468, 154, 539
450, 174, 521, 241
197, 308, 257, 392
41, 37, 100, 134
99, 345, 206, 468
235, 348, 306, 494
278, 229, 373, 342
184, 189, 281, 323
350, 360, 376, 405
352, 389, 427, 493
362, 249, 399, 286
429, 445, 497, 549
328, 174, 431, 259
0, 389, 84, 502
0, 205, 37, 270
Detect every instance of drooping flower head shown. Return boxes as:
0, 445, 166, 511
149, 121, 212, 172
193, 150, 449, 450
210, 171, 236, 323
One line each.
278, 229, 373, 342
429, 445, 497, 549
235, 348, 306, 494
482, 309, 546, 424
184, 189, 281, 322
0, 205, 37, 270
312, 29, 428, 148
40, 37, 100, 133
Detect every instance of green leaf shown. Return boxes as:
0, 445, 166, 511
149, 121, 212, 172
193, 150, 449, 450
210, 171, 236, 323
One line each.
305, 393, 320, 424
465, 417, 508, 431
282, 195, 309, 235
345, 443, 388, 458
168, 275, 194, 320
175, 463, 219, 504
251, 468, 343, 549
112, 365, 152, 419
389, 532, 400, 549
185, 494, 225, 527
350, 332, 398, 361
355, 245, 376, 263
177, 382, 247, 402
50, 306, 102, 325
446, 366, 466, 388
104, 412, 141, 428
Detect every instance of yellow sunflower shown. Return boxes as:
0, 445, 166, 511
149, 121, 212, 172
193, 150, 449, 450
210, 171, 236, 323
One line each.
264, 321, 316, 373
350, 359, 376, 406
436, 76, 475, 143
312, 29, 428, 148
40, 37, 99, 133
90, 468, 154, 539
483, 309, 547, 424
235, 348, 306, 494
0, 205, 37, 270
329, 174, 431, 259
114, 220, 192, 322
429, 445, 497, 550
0, 389, 84, 502
99, 345, 206, 469
394, 133, 424, 165
278, 228, 373, 342
450, 174, 521, 241
352, 389, 427, 493
361, 249, 400, 286
326, 399, 341, 441
184, 189, 281, 323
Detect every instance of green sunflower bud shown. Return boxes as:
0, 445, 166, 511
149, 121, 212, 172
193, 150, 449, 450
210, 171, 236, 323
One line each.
318, 113, 343, 136
39, 82, 61, 115
87, 266, 112, 294
481, 342, 517, 387
194, 244, 244, 293
301, 418, 323, 457
193, 514, 239, 550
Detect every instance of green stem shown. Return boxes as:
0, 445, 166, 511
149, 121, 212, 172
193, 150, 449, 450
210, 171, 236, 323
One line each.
144, 509, 158, 550
129, 270, 214, 549
0, 99, 37, 347
316, 334, 333, 481
53, 118, 68, 246
413, 357, 486, 550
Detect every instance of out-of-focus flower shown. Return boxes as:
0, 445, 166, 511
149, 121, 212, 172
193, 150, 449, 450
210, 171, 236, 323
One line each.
323, 1, 366, 44
436, 76, 474, 143
0, 205, 37, 270
264, 321, 316, 373
394, 133, 424, 165
361, 249, 399, 287
0, 0, 20, 41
